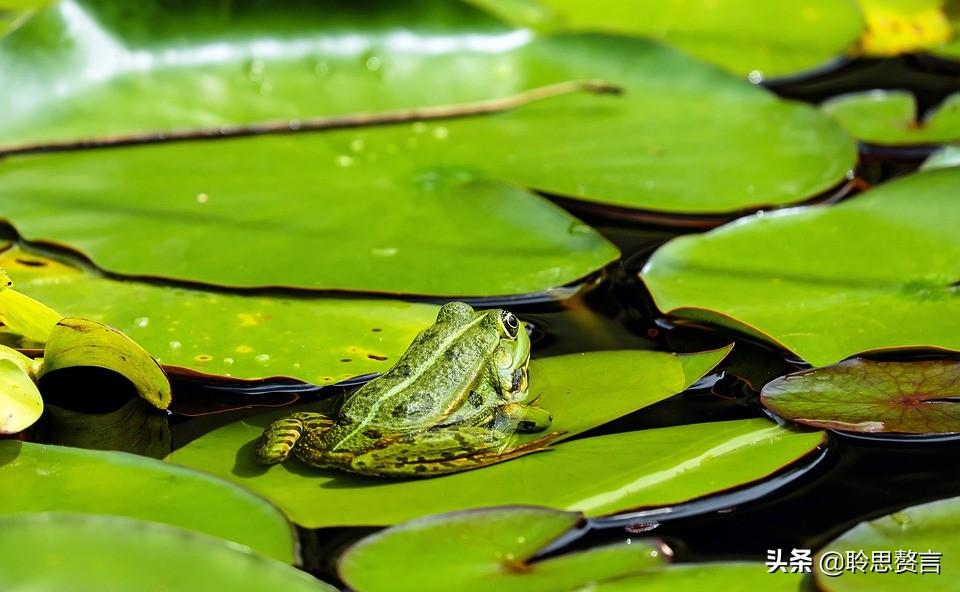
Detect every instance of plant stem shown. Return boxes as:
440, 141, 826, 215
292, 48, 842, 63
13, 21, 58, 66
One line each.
0, 79, 622, 157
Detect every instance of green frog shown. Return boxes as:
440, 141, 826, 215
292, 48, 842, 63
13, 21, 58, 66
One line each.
256, 302, 558, 477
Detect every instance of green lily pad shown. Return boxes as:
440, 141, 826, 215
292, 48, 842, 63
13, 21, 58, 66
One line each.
592, 563, 804, 591
469, 0, 864, 78
816, 496, 960, 591
340, 506, 665, 592
931, 2, 960, 60
0, 440, 297, 563
40, 317, 173, 409
0, 0, 47, 38
762, 358, 960, 434
641, 167, 960, 367
170, 417, 821, 528
0, 512, 335, 592
0, 268, 61, 343
0, 5, 854, 296
0, 161, 618, 295
922, 144, 960, 170
822, 90, 960, 145
169, 348, 822, 528
340, 506, 805, 592
0, 344, 41, 433
1, 246, 440, 382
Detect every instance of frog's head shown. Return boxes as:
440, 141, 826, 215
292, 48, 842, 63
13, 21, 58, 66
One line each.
491, 309, 530, 401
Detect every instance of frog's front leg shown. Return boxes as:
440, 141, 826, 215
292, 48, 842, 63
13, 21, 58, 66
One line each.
350, 426, 560, 477
493, 402, 553, 432
256, 412, 334, 464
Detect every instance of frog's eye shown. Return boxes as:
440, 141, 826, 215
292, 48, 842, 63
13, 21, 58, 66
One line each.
498, 311, 520, 338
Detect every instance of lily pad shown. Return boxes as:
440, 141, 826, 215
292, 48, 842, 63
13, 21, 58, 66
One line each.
592, 563, 803, 591
762, 358, 960, 434
930, 1, 960, 60
823, 90, 960, 145
0, 4, 854, 296
340, 506, 805, 592
0, 344, 41, 433
340, 506, 665, 592
0, 440, 297, 563
0, 267, 61, 343
0, 0, 47, 38
855, 0, 953, 56
641, 167, 960, 367
816, 496, 960, 591
40, 317, 172, 409
168, 348, 823, 528
0, 246, 440, 382
0, 512, 335, 592
470, 0, 864, 78
170, 417, 821, 528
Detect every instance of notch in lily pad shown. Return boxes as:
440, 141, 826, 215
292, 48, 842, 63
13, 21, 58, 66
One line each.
339, 506, 666, 592
40, 318, 172, 410
339, 505, 805, 592
761, 357, 960, 434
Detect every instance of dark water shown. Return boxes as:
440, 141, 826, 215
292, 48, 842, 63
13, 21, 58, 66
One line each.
22, 56, 960, 588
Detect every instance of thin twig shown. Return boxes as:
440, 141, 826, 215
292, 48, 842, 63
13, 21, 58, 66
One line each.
0, 79, 623, 157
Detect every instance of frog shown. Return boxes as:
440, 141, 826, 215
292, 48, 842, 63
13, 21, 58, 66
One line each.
256, 302, 559, 477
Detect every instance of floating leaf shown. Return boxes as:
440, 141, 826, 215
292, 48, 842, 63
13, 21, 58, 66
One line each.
0, 164, 617, 296
0, 513, 335, 592
170, 418, 821, 528
40, 317, 172, 409
823, 90, 960, 145
932, 8, 960, 60
1, 245, 439, 382
0, 271, 61, 343
470, 0, 864, 78
0, 344, 41, 433
169, 349, 822, 529
816, 496, 960, 591
762, 358, 960, 434
340, 506, 665, 592
855, 0, 953, 56
641, 168, 960, 367
592, 563, 803, 591
0, 5, 854, 298
340, 506, 805, 592
0, 440, 297, 563
0, 0, 47, 38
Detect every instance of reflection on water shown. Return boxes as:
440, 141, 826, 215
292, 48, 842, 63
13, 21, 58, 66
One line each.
35, 399, 171, 459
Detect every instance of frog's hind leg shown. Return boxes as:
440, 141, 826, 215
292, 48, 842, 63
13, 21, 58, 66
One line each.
256, 412, 334, 464
350, 427, 562, 477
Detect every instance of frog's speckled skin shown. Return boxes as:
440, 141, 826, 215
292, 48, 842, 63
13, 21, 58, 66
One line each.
256, 302, 557, 477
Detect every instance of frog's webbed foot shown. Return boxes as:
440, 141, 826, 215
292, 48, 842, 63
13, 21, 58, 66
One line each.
494, 402, 553, 433
256, 412, 334, 465
350, 426, 562, 477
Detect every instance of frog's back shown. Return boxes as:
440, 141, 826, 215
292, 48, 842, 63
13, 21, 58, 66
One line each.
339, 306, 498, 431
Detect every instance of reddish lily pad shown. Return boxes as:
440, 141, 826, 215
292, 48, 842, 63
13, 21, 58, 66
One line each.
762, 358, 960, 434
